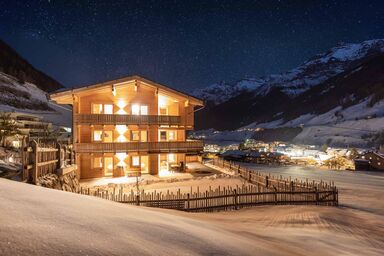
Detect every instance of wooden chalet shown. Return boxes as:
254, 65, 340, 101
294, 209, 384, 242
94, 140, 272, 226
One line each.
50, 76, 204, 179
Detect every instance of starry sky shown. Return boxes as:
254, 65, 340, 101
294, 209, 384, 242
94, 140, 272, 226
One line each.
0, 0, 384, 92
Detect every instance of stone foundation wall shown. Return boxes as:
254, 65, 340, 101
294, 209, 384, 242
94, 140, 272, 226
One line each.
36, 171, 80, 193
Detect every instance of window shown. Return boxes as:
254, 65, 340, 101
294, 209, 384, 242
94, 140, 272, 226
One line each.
131, 131, 140, 141
92, 104, 103, 114
93, 130, 103, 141
159, 107, 168, 115
104, 104, 113, 114
168, 131, 176, 141
103, 131, 113, 142
93, 157, 103, 168
92, 104, 113, 114
131, 104, 140, 115
160, 131, 167, 141
140, 105, 148, 115
132, 104, 148, 115
132, 156, 140, 167
140, 130, 147, 142
168, 153, 175, 163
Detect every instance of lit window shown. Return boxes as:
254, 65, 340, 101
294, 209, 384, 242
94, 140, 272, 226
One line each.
93, 157, 103, 168
131, 131, 140, 141
140, 105, 148, 115
103, 131, 113, 142
159, 107, 167, 115
140, 130, 147, 142
104, 104, 113, 114
160, 131, 167, 141
132, 156, 140, 167
169, 131, 176, 141
131, 104, 140, 115
93, 130, 102, 141
92, 104, 103, 114
168, 153, 175, 163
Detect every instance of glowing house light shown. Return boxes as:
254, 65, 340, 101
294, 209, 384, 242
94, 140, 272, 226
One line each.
116, 99, 127, 115
116, 153, 127, 167
116, 125, 127, 134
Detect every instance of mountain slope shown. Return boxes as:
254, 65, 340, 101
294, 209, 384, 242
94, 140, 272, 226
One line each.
193, 39, 384, 147
194, 39, 384, 108
0, 39, 63, 92
0, 72, 71, 127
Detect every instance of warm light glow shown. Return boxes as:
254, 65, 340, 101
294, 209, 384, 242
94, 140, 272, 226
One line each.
115, 125, 127, 135
158, 95, 168, 108
116, 100, 127, 114
116, 153, 127, 167
131, 104, 140, 115
117, 135, 126, 142
117, 99, 126, 109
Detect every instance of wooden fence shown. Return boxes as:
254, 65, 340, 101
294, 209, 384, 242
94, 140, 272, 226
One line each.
211, 158, 336, 192
22, 140, 74, 184
80, 182, 338, 212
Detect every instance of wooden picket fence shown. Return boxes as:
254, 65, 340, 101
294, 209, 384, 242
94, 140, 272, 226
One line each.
80, 183, 337, 212
22, 140, 74, 184
211, 158, 336, 192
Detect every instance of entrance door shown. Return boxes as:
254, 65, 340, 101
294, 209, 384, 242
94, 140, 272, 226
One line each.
104, 157, 113, 176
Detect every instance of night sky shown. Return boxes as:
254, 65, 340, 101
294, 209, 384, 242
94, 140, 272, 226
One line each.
1, 0, 384, 92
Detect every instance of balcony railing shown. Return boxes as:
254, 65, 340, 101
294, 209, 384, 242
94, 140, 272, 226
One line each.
75, 140, 204, 153
74, 114, 181, 125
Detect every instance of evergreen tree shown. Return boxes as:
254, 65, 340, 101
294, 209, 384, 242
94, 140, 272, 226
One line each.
0, 112, 21, 147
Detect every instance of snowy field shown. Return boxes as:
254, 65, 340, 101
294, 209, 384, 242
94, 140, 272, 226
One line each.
1, 162, 384, 255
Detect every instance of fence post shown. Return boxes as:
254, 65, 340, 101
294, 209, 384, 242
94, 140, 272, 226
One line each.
31, 140, 38, 184
266, 176, 269, 188
274, 187, 277, 205
315, 187, 319, 205
234, 189, 238, 210
187, 193, 190, 211
136, 194, 140, 206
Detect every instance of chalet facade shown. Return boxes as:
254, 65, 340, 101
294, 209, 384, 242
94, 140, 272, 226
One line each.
50, 76, 204, 179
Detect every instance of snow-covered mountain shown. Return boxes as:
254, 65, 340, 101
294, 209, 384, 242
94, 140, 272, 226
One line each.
0, 39, 71, 127
193, 39, 384, 147
0, 72, 72, 127
193, 39, 384, 105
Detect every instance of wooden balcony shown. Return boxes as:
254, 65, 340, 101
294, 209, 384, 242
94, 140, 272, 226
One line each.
74, 114, 181, 125
75, 140, 204, 153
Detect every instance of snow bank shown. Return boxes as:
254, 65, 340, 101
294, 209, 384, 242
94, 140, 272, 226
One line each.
0, 179, 272, 256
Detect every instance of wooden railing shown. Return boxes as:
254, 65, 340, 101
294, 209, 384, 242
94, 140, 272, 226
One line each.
74, 114, 181, 125
75, 140, 204, 153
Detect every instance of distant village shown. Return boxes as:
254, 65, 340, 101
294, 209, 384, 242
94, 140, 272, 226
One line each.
203, 139, 384, 171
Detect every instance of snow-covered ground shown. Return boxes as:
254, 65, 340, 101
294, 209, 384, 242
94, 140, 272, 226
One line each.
0, 179, 267, 255
1, 162, 383, 256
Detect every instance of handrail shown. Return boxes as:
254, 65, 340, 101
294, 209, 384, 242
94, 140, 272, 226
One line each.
74, 114, 181, 125
75, 140, 204, 153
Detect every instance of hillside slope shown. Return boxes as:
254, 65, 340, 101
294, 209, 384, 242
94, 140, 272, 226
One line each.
0, 72, 71, 127
0, 179, 271, 256
0, 39, 63, 92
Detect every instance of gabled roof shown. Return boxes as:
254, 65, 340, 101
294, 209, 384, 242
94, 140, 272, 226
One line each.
50, 75, 204, 106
